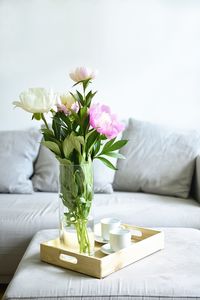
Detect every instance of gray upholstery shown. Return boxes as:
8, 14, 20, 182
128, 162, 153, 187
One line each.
0, 130, 41, 193
0, 192, 58, 283
32, 145, 59, 192
114, 119, 200, 198
92, 192, 200, 228
3, 228, 200, 299
0, 191, 200, 283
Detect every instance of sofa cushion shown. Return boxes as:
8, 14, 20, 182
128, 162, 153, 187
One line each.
1, 191, 200, 282
113, 119, 200, 198
32, 145, 114, 193
0, 129, 41, 194
0, 192, 58, 283
92, 192, 200, 227
32, 146, 58, 192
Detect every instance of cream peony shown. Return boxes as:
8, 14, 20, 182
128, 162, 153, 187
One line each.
60, 93, 75, 108
69, 67, 98, 82
13, 88, 56, 113
57, 93, 79, 115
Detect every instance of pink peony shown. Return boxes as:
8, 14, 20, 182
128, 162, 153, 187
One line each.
89, 103, 125, 139
71, 102, 79, 113
57, 103, 69, 114
69, 67, 98, 82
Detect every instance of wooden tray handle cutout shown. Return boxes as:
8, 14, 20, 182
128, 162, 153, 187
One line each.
121, 225, 143, 237
59, 253, 78, 265
131, 230, 142, 237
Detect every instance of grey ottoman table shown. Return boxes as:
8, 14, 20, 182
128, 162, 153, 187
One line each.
3, 228, 200, 300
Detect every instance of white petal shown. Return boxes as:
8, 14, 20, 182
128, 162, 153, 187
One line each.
69, 72, 77, 82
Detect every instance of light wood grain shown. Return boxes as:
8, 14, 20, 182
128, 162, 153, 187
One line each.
40, 225, 164, 278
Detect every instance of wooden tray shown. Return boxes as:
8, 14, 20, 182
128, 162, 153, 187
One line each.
40, 224, 164, 278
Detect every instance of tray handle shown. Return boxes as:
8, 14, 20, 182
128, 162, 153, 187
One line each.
59, 252, 78, 265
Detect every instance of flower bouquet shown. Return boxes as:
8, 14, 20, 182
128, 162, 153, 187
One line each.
13, 67, 128, 255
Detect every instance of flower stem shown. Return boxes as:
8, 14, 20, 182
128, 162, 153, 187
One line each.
83, 82, 86, 99
75, 219, 91, 255
41, 113, 49, 130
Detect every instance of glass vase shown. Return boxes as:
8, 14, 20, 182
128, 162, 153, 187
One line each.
59, 161, 94, 256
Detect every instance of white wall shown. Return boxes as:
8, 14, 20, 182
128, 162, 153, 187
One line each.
0, 0, 200, 131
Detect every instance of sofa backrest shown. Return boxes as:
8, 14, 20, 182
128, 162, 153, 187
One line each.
114, 118, 200, 200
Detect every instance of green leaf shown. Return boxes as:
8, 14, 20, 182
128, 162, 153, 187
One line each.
76, 90, 84, 106
42, 141, 61, 156
79, 197, 86, 204
83, 79, 91, 91
41, 128, 56, 142
101, 138, 116, 153
100, 135, 107, 140
52, 115, 61, 140
72, 80, 84, 87
60, 127, 69, 140
42, 133, 61, 146
77, 136, 84, 145
81, 114, 90, 136
63, 136, 74, 158
70, 110, 81, 125
56, 157, 71, 165
96, 156, 117, 170
86, 130, 99, 153
92, 139, 101, 158
104, 152, 125, 159
71, 175, 78, 198
60, 191, 75, 211
79, 106, 87, 119
73, 138, 82, 154
57, 112, 72, 131
103, 139, 128, 153
41, 128, 54, 136
72, 78, 91, 89
74, 170, 84, 195
50, 112, 73, 141
85, 90, 97, 107
69, 92, 78, 102
63, 134, 83, 158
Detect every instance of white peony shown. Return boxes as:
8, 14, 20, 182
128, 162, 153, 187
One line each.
69, 67, 98, 82
13, 88, 56, 113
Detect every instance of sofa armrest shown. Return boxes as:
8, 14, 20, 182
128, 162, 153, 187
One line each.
191, 155, 200, 202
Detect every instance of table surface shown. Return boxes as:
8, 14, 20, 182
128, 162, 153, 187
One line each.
4, 228, 200, 300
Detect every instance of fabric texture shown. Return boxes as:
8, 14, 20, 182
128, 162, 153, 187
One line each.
1, 191, 200, 283
93, 158, 114, 193
114, 118, 200, 198
0, 129, 41, 194
4, 228, 200, 299
32, 145, 59, 192
32, 146, 114, 193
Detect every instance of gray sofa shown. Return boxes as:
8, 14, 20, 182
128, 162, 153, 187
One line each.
1, 118, 200, 284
